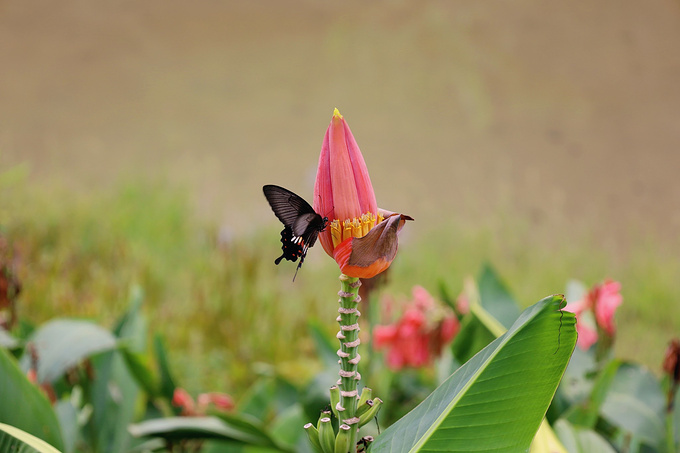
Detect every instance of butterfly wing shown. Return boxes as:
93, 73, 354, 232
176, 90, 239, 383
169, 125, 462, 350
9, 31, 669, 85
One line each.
292, 212, 322, 241
263, 185, 317, 229
263, 184, 328, 281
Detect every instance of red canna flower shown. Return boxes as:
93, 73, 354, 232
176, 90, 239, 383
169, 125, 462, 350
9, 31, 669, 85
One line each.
313, 109, 412, 279
373, 286, 459, 370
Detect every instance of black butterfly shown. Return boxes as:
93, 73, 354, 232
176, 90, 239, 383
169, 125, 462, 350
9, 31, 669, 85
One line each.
262, 185, 328, 280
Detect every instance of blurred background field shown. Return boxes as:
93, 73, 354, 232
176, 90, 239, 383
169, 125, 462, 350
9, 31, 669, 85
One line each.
1, 0, 679, 397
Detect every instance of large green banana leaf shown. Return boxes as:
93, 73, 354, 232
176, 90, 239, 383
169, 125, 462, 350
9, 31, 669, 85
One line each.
371, 295, 576, 452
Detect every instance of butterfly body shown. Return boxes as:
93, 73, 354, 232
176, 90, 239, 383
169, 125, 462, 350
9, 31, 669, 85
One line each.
263, 185, 328, 280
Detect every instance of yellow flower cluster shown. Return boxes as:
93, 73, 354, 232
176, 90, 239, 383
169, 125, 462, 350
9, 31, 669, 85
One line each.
330, 212, 384, 248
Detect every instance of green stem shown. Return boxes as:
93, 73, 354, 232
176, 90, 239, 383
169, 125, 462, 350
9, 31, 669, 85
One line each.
336, 274, 362, 452
666, 383, 677, 453
666, 408, 675, 453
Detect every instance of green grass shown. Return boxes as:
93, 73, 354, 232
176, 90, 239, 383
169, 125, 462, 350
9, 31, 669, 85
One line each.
1, 174, 678, 400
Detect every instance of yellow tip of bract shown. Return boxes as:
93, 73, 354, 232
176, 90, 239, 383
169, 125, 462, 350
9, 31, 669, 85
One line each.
333, 107, 343, 119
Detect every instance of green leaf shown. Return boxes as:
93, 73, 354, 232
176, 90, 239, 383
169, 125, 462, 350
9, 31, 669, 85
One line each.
126, 438, 166, 452
0, 423, 63, 453
600, 362, 665, 447
0, 348, 64, 450
553, 418, 617, 453
20, 319, 117, 383
112, 285, 144, 338
120, 346, 160, 398
477, 263, 521, 329
558, 347, 598, 405
54, 400, 78, 453
371, 295, 577, 453
89, 290, 147, 453
565, 359, 621, 429
153, 334, 177, 403
128, 416, 269, 446
449, 304, 498, 363
674, 390, 680, 450
0, 326, 19, 349
301, 370, 336, 423
238, 376, 299, 421
307, 320, 338, 371
269, 404, 306, 448
212, 411, 294, 452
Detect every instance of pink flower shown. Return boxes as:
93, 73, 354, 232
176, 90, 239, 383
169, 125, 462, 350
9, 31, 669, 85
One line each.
173, 388, 196, 416
455, 293, 470, 315
440, 317, 460, 344
574, 320, 598, 350
565, 279, 622, 350
412, 285, 436, 311
173, 388, 235, 416
373, 325, 398, 349
373, 286, 459, 370
593, 280, 622, 335
401, 308, 426, 334
197, 392, 235, 412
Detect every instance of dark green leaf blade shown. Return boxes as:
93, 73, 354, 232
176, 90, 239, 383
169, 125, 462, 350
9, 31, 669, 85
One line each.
120, 346, 159, 398
0, 349, 64, 450
478, 263, 521, 329
212, 411, 294, 452
371, 295, 576, 453
128, 416, 265, 446
450, 307, 497, 363
153, 334, 177, 404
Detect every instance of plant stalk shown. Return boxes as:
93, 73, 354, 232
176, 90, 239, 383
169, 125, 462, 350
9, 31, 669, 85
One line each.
665, 391, 677, 453
336, 274, 362, 452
